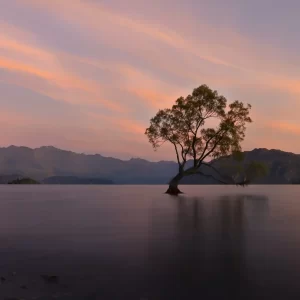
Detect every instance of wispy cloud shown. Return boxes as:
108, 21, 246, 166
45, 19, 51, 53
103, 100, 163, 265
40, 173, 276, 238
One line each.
268, 122, 300, 136
1, 0, 300, 158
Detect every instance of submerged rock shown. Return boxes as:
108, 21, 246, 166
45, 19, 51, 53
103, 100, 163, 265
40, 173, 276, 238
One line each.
40, 274, 59, 283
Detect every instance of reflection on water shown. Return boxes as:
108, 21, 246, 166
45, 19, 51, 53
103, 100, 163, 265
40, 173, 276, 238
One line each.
147, 194, 270, 299
0, 186, 300, 299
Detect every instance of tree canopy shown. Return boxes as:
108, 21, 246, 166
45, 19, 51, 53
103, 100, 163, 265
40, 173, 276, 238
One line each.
145, 84, 258, 194
146, 85, 251, 166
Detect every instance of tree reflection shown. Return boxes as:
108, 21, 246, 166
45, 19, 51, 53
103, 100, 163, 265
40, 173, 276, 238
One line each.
147, 194, 269, 300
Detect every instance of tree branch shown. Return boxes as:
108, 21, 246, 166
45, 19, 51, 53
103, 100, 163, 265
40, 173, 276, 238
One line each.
197, 130, 226, 166
194, 170, 250, 186
173, 143, 181, 166
192, 136, 197, 166
187, 121, 196, 135
195, 171, 229, 184
201, 162, 228, 180
197, 129, 223, 163
177, 142, 186, 162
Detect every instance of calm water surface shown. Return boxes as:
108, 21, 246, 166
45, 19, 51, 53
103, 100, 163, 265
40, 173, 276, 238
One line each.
0, 185, 300, 299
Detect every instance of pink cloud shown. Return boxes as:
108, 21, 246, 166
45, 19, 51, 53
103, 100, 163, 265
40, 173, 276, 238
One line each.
1, 0, 300, 158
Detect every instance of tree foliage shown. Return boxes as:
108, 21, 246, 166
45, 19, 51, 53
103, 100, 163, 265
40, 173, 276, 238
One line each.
216, 155, 268, 186
145, 84, 252, 177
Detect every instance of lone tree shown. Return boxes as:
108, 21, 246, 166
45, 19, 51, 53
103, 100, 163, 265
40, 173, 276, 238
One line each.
145, 84, 254, 195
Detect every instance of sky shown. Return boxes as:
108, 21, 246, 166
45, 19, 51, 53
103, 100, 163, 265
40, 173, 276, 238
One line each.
1, 0, 300, 161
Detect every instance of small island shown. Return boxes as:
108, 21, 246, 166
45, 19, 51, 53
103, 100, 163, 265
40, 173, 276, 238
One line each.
8, 178, 40, 184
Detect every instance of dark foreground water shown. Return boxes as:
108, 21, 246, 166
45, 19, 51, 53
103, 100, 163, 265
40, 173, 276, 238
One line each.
0, 185, 300, 299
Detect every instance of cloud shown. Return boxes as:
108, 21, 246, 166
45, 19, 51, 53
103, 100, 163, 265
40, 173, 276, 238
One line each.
22, 0, 300, 98
23, 0, 240, 69
268, 122, 300, 136
1, 0, 300, 158
0, 26, 126, 113
86, 112, 146, 135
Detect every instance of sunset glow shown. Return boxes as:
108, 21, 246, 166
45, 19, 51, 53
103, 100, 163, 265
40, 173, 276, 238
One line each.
1, 0, 300, 160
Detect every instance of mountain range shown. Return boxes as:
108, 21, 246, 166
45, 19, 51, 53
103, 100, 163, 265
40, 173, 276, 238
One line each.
0, 146, 299, 184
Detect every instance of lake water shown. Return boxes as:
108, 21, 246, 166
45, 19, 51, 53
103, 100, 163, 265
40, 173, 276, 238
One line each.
0, 185, 300, 299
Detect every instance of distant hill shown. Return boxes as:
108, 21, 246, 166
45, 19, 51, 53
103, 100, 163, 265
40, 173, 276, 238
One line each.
0, 146, 176, 184
182, 148, 300, 185
0, 146, 299, 184
8, 178, 40, 184
42, 176, 114, 185
0, 174, 23, 184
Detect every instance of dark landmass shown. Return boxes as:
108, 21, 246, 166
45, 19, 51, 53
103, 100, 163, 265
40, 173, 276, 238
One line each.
0, 145, 176, 184
8, 178, 40, 184
0, 174, 23, 184
42, 176, 114, 184
0, 145, 300, 184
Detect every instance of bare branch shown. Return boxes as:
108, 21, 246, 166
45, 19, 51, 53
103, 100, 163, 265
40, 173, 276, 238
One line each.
194, 170, 250, 186
199, 135, 225, 163
177, 142, 186, 162
187, 121, 196, 135
191, 136, 197, 166
194, 171, 229, 184
201, 162, 228, 179
197, 129, 225, 165
173, 143, 181, 166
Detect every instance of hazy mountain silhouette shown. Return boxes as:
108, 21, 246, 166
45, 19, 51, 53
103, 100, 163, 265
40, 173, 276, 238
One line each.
0, 146, 177, 184
42, 176, 114, 185
181, 148, 300, 185
0, 146, 299, 184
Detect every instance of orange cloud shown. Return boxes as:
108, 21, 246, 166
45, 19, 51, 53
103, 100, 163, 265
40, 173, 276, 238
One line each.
0, 36, 52, 62
0, 55, 126, 112
23, 0, 300, 101
125, 87, 177, 109
57, 54, 182, 110
267, 77, 300, 96
23, 0, 300, 83
268, 121, 300, 135
0, 57, 53, 81
3, 0, 300, 158
87, 112, 146, 135
0, 110, 35, 126
23, 0, 240, 70
0, 23, 128, 113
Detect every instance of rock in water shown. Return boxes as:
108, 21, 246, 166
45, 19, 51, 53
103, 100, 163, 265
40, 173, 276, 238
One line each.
41, 274, 59, 283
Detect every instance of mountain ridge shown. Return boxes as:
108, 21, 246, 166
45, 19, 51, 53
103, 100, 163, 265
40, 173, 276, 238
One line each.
0, 145, 299, 184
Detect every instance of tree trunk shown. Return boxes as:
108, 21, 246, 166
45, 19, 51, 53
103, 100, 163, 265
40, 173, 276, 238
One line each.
165, 172, 184, 195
